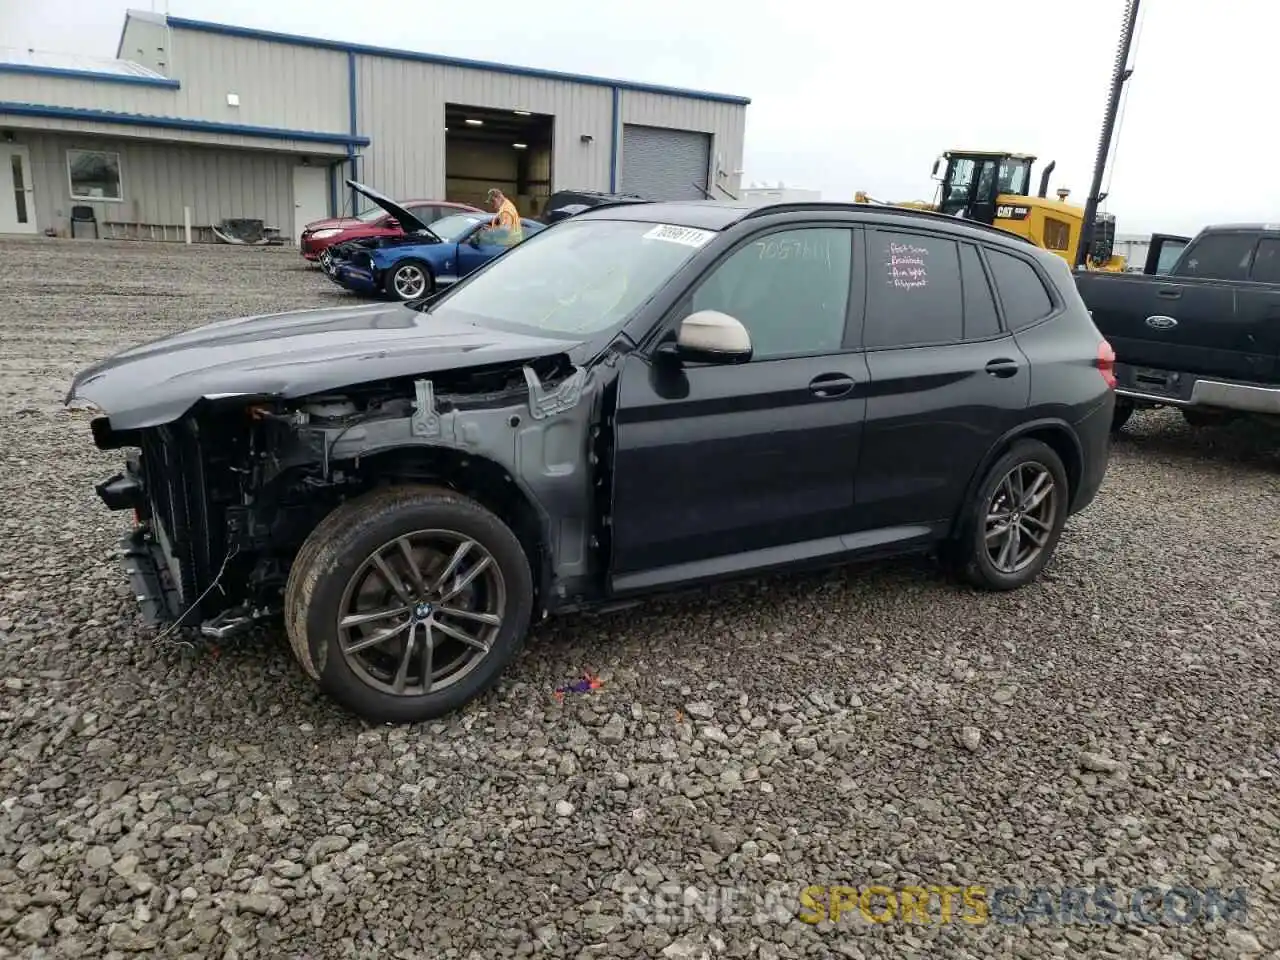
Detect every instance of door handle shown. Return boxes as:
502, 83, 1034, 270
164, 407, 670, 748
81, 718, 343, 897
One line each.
808, 373, 856, 399
985, 358, 1020, 378
1157, 289, 1182, 299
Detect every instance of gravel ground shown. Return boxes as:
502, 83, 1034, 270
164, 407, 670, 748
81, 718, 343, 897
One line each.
1, 236, 1278, 960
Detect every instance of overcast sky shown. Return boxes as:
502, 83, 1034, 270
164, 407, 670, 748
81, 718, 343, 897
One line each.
6, 0, 1277, 235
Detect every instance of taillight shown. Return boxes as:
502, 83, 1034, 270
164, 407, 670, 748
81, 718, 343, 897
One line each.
1097, 339, 1117, 389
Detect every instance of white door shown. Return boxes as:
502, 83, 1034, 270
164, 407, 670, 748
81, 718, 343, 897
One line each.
0, 145, 37, 235
292, 165, 329, 244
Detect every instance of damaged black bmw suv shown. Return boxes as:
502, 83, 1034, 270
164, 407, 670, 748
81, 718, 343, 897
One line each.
68, 200, 1115, 723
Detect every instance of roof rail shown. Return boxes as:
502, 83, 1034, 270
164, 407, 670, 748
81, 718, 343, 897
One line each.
735, 202, 1037, 244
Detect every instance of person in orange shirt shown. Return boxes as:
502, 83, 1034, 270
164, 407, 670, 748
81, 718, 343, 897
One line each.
486, 188, 523, 244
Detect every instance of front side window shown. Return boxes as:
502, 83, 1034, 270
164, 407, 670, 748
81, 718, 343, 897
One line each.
425, 218, 712, 338
864, 230, 964, 348
689, 227, 852, 360
67, 149, 121, 201
1177, 233, 1256, 280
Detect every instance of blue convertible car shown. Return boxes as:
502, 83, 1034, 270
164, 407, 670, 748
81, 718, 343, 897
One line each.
329, 180, 545, 301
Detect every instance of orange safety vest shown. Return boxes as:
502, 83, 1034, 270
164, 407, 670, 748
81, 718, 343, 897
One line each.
495, 198, 522, 239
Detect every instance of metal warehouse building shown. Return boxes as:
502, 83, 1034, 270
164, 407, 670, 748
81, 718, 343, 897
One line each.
0, 10, 750, 243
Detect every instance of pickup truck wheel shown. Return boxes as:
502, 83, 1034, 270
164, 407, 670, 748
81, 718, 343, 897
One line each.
1111, 398, 1134, 433
953, 440, 1069, 591
283, 485, 533, 724
385, 260, 433, 301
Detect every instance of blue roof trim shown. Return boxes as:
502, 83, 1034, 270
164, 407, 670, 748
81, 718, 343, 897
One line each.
165, 16, 752, 106
0, 102, 371, 146
0, 63, 180, 89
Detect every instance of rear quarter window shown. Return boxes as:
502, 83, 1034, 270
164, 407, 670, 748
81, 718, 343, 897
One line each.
986, 249, 1055, 330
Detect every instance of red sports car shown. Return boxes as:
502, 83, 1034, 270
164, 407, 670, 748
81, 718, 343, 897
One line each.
300, 199, 482, 267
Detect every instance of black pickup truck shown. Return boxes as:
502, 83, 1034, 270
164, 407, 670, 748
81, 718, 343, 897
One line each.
1074, 223, 1280, 431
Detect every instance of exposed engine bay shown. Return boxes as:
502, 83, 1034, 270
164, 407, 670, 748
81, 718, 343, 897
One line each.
93, 353, 607, 640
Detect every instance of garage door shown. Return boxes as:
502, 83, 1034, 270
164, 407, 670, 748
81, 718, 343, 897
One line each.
621, 125, 711, 201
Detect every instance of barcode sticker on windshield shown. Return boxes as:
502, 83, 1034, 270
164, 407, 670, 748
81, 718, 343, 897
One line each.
643, 224, 716, 247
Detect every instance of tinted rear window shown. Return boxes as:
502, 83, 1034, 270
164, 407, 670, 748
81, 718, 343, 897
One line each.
960, 243, 1001, 339
987, 250, 1054, 329
864, 230, 964, 348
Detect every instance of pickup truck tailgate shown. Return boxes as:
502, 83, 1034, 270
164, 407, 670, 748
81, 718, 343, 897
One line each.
1078, 272, 1275, 384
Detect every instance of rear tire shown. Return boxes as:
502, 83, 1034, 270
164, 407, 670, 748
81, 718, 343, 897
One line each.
284, 485, 534, 724
951, 440, 1069, 591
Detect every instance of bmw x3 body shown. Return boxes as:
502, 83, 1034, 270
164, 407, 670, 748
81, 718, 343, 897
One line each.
67, 199, 1116, 723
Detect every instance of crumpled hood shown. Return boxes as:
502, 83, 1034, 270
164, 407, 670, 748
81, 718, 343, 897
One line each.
66, 301, 584, 430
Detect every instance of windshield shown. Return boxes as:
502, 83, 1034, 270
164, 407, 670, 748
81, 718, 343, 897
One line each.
430, 213, 487, 241
355, 206, 387, 222
426, 219, 711, 338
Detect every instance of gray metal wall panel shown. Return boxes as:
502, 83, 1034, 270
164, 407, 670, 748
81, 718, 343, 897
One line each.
355, 56, 613, 201
167, 29, 349, 132
621, 125, 711, 201
619, 91, 745, 199
0, 114, 347, 156
19, 131, 294, 235
0, 75, 183, 115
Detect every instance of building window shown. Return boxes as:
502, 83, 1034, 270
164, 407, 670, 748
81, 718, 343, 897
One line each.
67, 149, 123, 202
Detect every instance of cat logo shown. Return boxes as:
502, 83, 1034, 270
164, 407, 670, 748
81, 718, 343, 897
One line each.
996, 205, 1032, 221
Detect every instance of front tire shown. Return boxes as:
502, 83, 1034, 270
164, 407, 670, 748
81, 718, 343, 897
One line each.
284, 485, 534, 724
384, 260, 433, 301
952, 439, 1069, 591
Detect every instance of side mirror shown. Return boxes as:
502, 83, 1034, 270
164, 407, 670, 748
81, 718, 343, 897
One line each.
468, 232, 484, 247
931, 158, 940, 178
656, 310, 752, 365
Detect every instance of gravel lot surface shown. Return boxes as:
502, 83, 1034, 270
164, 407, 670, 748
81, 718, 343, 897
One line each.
1, 237, 1278, 960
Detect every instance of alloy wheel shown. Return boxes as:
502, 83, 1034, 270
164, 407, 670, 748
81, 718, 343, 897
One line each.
335, 530, 506, 697
392, 264, 427, 299
984, 462, 1058, 575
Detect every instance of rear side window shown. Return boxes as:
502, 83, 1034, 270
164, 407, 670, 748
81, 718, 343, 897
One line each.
864, 230, 963, 348
1250, 237, 1280, 283
1177, 232, 1256, 280
987, 250, 1054, 330
960, 244, 1001, 339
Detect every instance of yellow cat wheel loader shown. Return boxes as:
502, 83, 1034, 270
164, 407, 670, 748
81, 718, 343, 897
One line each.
855, 150, 1126, 272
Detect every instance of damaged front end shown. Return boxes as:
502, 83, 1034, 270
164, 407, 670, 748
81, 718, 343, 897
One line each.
85, 353, 607, 641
